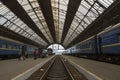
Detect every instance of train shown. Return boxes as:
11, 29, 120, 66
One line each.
41, 48, 54, 58
0, 36, 38, 59
64, 23, 120, 64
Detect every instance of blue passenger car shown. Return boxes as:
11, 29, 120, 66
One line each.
64, 23, 120, 64
0, 38, 20, 59
0, 37, 38, 59
98, 24, 120, 54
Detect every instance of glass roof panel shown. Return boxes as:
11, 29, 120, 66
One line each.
63, 0, 114, 46
51, 0, 69, 43
98, 0, 113, 8
17, 0, 53, 43
0, 2, 47, 46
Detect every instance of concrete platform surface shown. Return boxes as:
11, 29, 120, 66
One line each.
62, 55, 120, 80
0, 56, 54, 80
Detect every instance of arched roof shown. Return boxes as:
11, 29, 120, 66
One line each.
0, 0, 119, 48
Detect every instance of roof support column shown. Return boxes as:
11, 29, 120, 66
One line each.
61, 0, 82, 43
37, 0, 56, 42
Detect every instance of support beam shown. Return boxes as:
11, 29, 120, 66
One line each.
61, 0, 82, 43
1, 0, 49, 44
0, 25, 43, 47
67, 0, 120, 48
37, 0, 56, 42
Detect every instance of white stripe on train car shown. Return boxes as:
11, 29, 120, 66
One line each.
0, 48, 19, 50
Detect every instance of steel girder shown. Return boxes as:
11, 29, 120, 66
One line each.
61, 0, 82, 43
37, 0, 56, 42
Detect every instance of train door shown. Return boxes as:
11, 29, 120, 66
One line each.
0, 40, 2, 48
94, 36, 99, 53
94, 35, 102, 54
38, 48, 42, 58
2, 41, 6, 48
97, 37, 102, 54
21, 45, 27, 58
97, 36, 105, 61
119, 34, 120, 43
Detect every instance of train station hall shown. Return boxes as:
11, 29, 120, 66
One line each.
0, 0, 120, 80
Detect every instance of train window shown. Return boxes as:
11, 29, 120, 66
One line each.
82, 44, 84, 48
18, 45, 20, 49
85, 44, 86, 48
84, 45, 85, 48
87, 43, 89, 48
83, 45, 85, 48
81, 45, 83, 48
16, 45, 18, 49
119, 35, 120, 43
20, 46, 22, 50
86, 44, 87, 48
8, 44, 12, 48
2, 41, 6, 48
77, 45, 80, 49
80, 45, 82, 48
85, 44, 87, 48
14, 45, 17, 49
15, 45, 17, 49
88, 43, 90, 48
17, 45, 20, 49
9, 44, 12, 49
89, 42, 92, 48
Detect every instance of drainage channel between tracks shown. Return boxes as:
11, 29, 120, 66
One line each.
27, 55, 87, 80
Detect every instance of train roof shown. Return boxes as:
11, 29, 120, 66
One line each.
98, 22, 120, 36
67, 35, 95, 49
77, 23, 120, 45
0, 36, 23, 44
0, 36, 37, 47
78, 36, 94, 45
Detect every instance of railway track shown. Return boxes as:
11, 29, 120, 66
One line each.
27, 55, 87, 80
41, 55, 72, 80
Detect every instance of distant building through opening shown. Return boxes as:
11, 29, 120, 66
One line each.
47, 44, 65, 55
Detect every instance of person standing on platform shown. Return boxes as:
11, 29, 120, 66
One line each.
33, 49, 37, 60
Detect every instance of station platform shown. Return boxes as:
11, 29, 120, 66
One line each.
62, 55, 120, 80
0, 56, 54, 80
